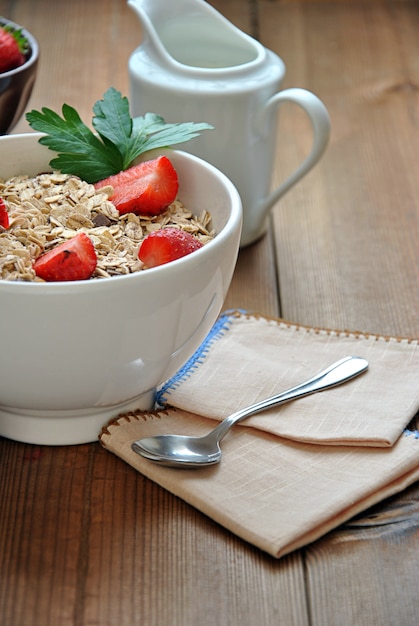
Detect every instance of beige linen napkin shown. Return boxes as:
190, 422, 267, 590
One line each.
100, 310, 419, 558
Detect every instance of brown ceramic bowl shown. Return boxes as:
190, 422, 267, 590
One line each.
0, 17, 39, 134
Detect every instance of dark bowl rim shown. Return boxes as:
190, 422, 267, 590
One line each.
0, 16, 39, 77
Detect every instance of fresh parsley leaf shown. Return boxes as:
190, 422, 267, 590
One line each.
26, 103, 124, 181
92, 87, 134, 170
131, 115, 215, 155
26, 88, 214, 184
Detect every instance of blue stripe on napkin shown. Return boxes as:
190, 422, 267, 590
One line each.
156, 309, 243, 407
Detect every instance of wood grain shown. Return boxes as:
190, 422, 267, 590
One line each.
0, 1, 418, 625
263, 1, 419, 336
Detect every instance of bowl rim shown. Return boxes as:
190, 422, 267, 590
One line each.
0, 133, 242, 291
0, 16, 39, 77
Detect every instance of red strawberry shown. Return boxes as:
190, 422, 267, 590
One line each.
0, 197, 9, 229
33, 232, 97, 282
0, 25, 27, 73
138, 227, 203, 268
95, 156, 179, 216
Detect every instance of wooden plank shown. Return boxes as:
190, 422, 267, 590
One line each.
305, 482, 419, 626
224, 230, 280, 316
260, 0, 419, 337
256, 3, 419, 625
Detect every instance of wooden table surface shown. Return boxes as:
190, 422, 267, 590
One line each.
1, 1, 419, 624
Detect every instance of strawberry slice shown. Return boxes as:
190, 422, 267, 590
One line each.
0, 197, 9, 229
138, 227, 203, 268
95, 156, 179, 216
33, 232, 97, 281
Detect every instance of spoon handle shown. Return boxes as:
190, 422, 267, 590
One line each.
211, 356, 368, 441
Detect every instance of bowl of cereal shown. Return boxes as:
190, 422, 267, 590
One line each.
0, 132, 242, 445
0, 17, 39, 134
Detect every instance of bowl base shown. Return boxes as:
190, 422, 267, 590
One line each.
0, 390, 155, 445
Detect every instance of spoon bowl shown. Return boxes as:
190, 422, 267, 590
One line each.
136, 434, 222, 466
132, 356, 369, 468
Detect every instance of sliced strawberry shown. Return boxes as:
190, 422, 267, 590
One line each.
0, 197, 9, 229
33, 232, 97, 282
0, 26, 27, 73
138, 227, 203, 268
95, 156, 179, 216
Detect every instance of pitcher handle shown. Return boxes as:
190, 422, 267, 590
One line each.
258, 87, 330, 216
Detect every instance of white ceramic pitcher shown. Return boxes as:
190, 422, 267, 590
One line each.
128, 0, 330, 246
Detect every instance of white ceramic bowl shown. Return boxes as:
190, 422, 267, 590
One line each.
0, 133, 242, 445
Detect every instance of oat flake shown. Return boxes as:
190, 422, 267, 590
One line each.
0, 173, 214, 281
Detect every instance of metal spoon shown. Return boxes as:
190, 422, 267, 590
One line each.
132, 356, 368, 468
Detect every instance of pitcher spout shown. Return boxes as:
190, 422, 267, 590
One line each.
128, 0, 266, 73
128, 0, 171, 69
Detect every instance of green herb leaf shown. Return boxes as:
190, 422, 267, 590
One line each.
26, 103, 124, 181
132, 114, 215, 155
92, 87, 134, 170
26, 88, 214, 184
